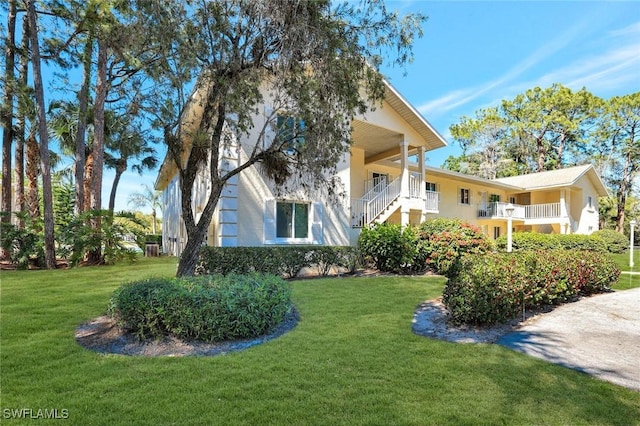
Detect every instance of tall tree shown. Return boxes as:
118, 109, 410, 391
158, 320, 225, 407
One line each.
448, 84, 602, 175
449, 108, 513, 179
26, 0, 56, 268
596, 93, 640, 232
14, 10, 30, 227
142, 0, 426, 276
127, 184, 162, 234
105, 115, 158, 213
1, 0, 17, 249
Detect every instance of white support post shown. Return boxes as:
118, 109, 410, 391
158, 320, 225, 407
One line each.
400, 140, 410, 227
631, 220, 637, 268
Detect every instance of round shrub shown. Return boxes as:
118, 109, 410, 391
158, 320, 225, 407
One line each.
108, 273, 292, 342
443, 250, 620, 326
358, 223, 418, 273
591, 229, 629, 253
415, 218, 493, 276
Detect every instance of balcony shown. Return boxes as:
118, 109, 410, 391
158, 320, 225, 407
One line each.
478, 202, 562, 220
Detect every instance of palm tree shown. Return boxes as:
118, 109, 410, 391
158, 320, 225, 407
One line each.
105, 113, 157, 213
127, 184, 162, 234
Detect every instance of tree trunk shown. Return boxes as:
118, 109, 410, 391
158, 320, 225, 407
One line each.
15, 11, 29, 228
151, 209, 157, 234
87, 37, 108, 264
27, 0, 56, 268
1, 0, 16, 260
74, 33, 94, 215
84, 149, 93, 213
26, 132, 39, 222
108, 159, 126, 212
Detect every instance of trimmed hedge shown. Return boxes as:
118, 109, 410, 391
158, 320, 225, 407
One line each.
443, 250, 620, 325
591, 229, 629, 253
495, 232, 607, 252
108, 273, 292, 342
195, 246, 362, 278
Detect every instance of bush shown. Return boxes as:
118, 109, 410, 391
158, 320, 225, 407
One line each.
495, 232, 607, 252
415, 218, 493, 276
591, 229, 629, 253
195, 246, 359, 277
443, 250, 620, 325
0, 212, 45, 269
108, 273, 292, 342
358, 223, 417, 273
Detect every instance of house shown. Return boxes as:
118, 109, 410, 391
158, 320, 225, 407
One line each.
155, 81, 608, 257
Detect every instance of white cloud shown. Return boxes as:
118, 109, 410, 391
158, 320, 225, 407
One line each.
418, 12, 591, 117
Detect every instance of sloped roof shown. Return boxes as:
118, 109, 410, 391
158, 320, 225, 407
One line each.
494, 164, 608, 195
383, 81, 447, 151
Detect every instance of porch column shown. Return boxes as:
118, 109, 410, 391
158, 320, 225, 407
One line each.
400, 140, 410, 227
560, 189, 570, 234
418, 146, 427, 222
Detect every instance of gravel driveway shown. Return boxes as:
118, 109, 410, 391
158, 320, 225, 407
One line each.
498, 288, 640, 391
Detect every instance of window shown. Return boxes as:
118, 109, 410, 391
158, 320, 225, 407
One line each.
587, 196, 593, 209
276, 115, 305, 152
276, 202, 309, 239
493, 226, 501, 239
264, 199, 323, 245
425, 182, 437, 192
459, 188, 470, 205
489, 194, 501, 202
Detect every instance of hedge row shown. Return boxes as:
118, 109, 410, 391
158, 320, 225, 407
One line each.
108, 273, 292, 342
359, 219, 493, 275
494, 232, 617, 253
195, 246, 362, 278
443, 250, 620, 325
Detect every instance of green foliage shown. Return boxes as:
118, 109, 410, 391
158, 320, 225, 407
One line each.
443, 250, 620, 325
196, 246, 359, 278
3, 258, 639, 423
415, 218, 493, 275
0, 212, 45, 269
57, 210, 146, 266
108, 273, 292, 342
359, 223, 418, 273
591, 229, 629, 253
495, 232, 607, 252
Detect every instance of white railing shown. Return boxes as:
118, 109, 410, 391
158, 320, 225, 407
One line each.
351, 177, 401, 227
425, 191, 439, 211
364, 176, 388, 195
525, 202, 561, 219
362, 177, 388, 201
409, 174, 422, 198
478, 202, 561, 220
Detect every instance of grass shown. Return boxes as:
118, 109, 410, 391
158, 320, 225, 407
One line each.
2, 257, 639, 425
609, 251, 640, 290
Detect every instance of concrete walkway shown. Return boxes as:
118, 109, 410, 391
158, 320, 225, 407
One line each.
498, 288, 640, 391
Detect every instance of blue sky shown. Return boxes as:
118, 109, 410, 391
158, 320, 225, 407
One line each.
6, 1, 640, 214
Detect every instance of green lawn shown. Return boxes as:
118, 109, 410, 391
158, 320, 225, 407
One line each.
609, 251, 640, 290
2, 257, 639, 425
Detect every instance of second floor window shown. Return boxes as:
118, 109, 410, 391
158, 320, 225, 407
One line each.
276, 115, 305, 152
459, 188, 470, 205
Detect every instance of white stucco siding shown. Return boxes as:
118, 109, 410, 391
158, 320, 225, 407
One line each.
572, 175, 601, 234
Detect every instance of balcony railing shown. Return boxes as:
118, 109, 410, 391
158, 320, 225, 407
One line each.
425, 190, 439, 211
477, 202, 562, 220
